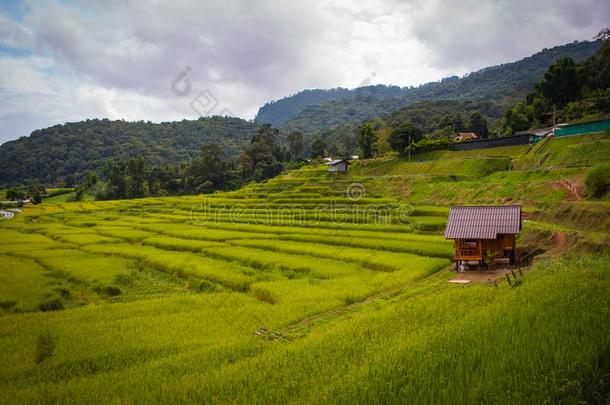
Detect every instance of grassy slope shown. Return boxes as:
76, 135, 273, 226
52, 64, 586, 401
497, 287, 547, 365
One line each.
0, 133, 608, 403
355, 133, 607, 203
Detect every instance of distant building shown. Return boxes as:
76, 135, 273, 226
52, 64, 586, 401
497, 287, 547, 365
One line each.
444, 205, 521, 269
450, 133, 533, 151
455, 132, 478, 142
327, 159, 350, 173
516, 127, 554, 138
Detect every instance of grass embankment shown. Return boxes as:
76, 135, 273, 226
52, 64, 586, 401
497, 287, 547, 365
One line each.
352, 132, 609, 206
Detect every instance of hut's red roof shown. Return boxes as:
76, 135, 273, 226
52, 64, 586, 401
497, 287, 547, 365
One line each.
444, 205, 521, 239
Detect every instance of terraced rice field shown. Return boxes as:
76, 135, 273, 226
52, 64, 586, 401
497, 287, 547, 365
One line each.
0, 175, 453, 313
1, 153, 609, 403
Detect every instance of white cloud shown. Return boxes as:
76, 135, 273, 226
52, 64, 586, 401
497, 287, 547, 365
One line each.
0, 13, 32, 49
0, 0, 608, 143
405, 0, 610, 71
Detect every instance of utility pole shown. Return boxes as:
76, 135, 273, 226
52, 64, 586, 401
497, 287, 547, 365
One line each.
553, 104, 556, 128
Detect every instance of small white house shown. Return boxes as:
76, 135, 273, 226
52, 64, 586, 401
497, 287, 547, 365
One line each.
327, 159, 350, 173
454, 132, 478, 142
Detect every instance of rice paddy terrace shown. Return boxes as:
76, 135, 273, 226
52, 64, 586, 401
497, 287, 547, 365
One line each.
0, 133, 609, 403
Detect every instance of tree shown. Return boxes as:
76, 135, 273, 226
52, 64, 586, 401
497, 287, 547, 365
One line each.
501, 102, 531, 135
245, 140, 283, 181
310, 138, 326, 159
327, 143, 340, 158
376, 127, 394, 154
236, 153, 253, 180
63, 175, 75, 188
287, 131, 304, 161
241, 124, 284, 182
581, 36, 610, 93
72, 171, 99, 201
468, 112, 489, 139
594, 27, 610, 41
29, 184, 45, 204
585, 163, 610, 198
104, 160, 127, 199
126, 157, 146, 198
186, 143, 230, 192
251, 123, 279, 146
452, 114, 467, 133
356, 123, 378, 159
6, 188, 26, 201
388, 123, 423, 154
439, 115, 454, 130
535, 57, 580, 107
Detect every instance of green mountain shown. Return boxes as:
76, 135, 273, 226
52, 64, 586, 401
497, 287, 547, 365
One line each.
0, 117, 257, 187
301, 99, 501, 157
256, 40, 602, 134
1, 40, 603, 187
256, 86, 405, 126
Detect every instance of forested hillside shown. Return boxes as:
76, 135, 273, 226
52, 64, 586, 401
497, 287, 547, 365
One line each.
261, 40, 602, 133
0, 117, 257, 187
256, 88, 352, 126
0, 40, 603, 188
303, 99, 500, 157
256, 86, 406, 126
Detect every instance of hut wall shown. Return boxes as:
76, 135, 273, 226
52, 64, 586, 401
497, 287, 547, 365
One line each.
328, 162, 347, 172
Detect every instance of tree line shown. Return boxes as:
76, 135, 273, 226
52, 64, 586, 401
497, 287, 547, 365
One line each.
501, 29, 610, 134
0, 116, 258, 188
72, 124, 312, 200
347, 30, 610, 159
350, 108, 491, 159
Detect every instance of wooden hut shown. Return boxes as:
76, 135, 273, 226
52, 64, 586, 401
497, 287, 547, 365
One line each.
327, 159, 350, 173
444, 205, 521, 268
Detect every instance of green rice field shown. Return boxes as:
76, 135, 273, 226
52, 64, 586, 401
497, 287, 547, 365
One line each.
1, 133, 609, 403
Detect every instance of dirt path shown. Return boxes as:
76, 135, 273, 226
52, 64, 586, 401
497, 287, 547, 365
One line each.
256, 266, 453, 341
557, 178, 583, 201
449, 268, 514, 284
553, 231, 572, 251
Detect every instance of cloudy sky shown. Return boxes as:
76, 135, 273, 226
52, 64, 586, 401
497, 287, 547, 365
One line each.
0, 0, 608, 144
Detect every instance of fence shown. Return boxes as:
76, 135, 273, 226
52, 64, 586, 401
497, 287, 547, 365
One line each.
554, 119, 610, 137
450, 134, 533, 151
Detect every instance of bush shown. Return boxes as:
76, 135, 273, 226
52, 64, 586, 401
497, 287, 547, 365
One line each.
585, 164, 610, 198
253, 288, 275, 304
0, 300, 17, 310
411, 137, 452, 153
37, 298, 64, 312
6, 188, 26, 201
35, 330, 56, 364
343, 295, 359, 305
197, 280, 222, 293
93, 285, 122, 297
196, 180, 214, 194
114, 274, 133, 286
103, 286, 122, 296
